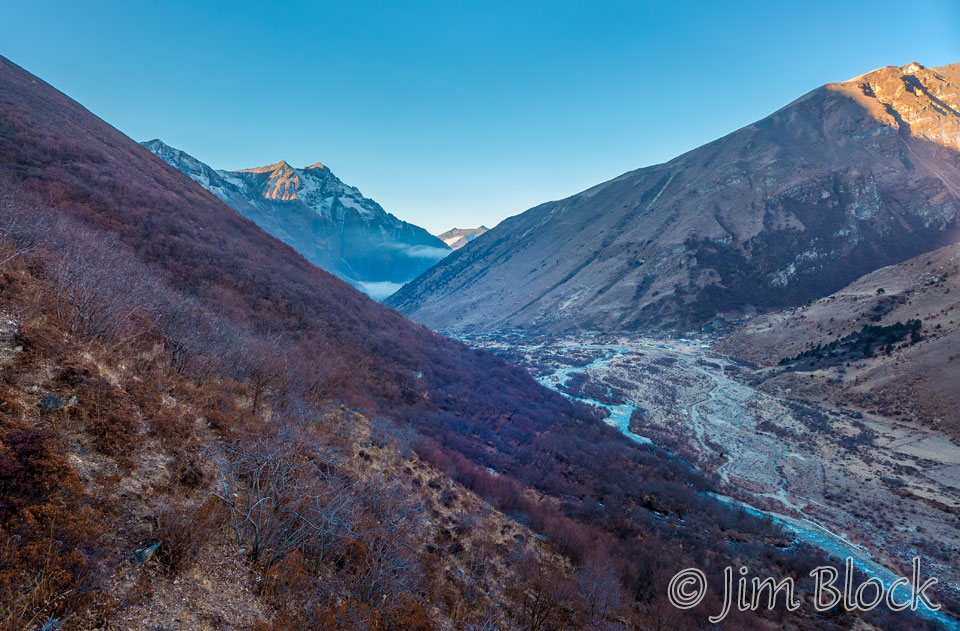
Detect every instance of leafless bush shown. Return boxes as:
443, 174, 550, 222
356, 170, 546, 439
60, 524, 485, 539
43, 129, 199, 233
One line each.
49, 241, 138, 342
152, 292, 236, 376
576, 556, 624, 631
208, 439, 360, 568
340, 476, 425, 608
508, 549, 581, 631
0, 191, 246, 376
1, 195, 154, 345
369, 417, 417, 457
343, 526, 420, 608
235, 334, 288, 414
0, 193, 47, 267
152, 497, 224, 575
472, 611, 519, 631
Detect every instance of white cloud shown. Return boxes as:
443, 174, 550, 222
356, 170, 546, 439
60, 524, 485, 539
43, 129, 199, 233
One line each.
355, 280, 405, 300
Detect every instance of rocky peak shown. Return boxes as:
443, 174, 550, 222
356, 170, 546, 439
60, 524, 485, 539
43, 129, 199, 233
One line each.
142, 138, 171, 152
238, 160, 294, 174
437, 226, 490, 250
236, 160, 302, 200
142, 138, 190, 163
141, 139, 450, 297
829, 61, 960, 149
902, 61, 926, 74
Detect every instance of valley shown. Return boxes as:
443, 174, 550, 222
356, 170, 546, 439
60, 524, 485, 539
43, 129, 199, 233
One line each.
2, 19, 958, 626
467, 332, 960, 625
10, 53, 917, 630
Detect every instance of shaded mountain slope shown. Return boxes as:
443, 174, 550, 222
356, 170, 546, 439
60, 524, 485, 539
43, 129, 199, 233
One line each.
142, 139, 449, 300
389, 62, 960, 333
0, 56, 576, 453
717, 241, 960, 435
0, 224, 603, 630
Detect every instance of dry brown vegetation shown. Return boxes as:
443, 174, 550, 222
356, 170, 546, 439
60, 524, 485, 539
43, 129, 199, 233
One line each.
0, 232, 596, 630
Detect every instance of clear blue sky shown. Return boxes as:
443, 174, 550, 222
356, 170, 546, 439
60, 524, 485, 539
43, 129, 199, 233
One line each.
3, 1, 958, 234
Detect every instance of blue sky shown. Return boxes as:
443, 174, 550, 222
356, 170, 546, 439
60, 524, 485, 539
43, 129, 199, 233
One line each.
3, 1, 958, 233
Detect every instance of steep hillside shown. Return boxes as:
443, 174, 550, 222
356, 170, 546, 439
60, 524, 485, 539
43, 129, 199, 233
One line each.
389, 62, 960, 333
0, 55, 914, 630
0, 55, 580, 508
717, 241, 960, 435
0, 234, 591, 630
143, 140, 449, 299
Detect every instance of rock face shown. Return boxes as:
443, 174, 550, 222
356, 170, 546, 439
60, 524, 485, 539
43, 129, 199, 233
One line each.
437, 226, 488, 250
143, 140, 450, 299
388, 62, 960, 332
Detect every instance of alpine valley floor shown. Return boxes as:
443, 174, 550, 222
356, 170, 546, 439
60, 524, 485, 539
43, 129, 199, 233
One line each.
466, 332, 960, 627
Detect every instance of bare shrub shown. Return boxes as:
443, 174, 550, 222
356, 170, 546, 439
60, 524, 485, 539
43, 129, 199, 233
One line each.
208, 439, 360, 568
0, 193, 45, 268
47, 229, 151, 345
152, 496, 224, 575
507, 549, 580, 631
341, 525, 422, 610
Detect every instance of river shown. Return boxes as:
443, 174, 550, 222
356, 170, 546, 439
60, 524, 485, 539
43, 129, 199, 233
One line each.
532, 341, 959, 630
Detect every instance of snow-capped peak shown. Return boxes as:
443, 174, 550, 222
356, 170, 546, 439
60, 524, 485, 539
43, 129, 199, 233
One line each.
141, 139, 451, 299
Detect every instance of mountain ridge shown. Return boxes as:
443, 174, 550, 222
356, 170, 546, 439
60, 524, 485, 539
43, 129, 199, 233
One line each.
437, 225, 488, 250
388, 61, 960, 332
142, 139, 450, 299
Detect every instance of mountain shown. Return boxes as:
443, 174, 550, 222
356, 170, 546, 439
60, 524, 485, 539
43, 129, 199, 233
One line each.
717, 240, 960, 434
389, 62, 960, 333
437, 225, 488, 250
142, 139, 449, 299
0, 54, 872, 631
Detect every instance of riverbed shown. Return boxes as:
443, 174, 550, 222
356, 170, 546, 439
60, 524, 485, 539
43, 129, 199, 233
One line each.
512, 338, 960, 630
